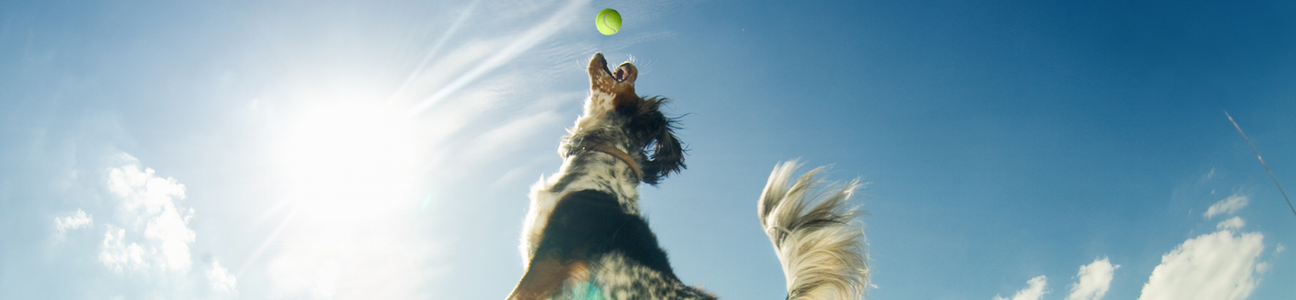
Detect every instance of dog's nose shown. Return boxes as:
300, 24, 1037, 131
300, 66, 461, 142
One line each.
591, 52, 607, 70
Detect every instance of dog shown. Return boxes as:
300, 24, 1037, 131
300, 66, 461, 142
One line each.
507, 53, 869, 300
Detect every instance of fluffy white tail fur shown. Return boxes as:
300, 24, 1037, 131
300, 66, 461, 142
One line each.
759, 160, 869, 300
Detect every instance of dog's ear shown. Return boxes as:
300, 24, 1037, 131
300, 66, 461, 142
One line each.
624, 96, 686, 185
642, 120, 685, 185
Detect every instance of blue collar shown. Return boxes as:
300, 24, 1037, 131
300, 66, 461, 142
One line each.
569, 280, 605, 300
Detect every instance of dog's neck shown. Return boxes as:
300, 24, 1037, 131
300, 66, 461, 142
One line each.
559, 122, 646, 184
578, 144, 643, 182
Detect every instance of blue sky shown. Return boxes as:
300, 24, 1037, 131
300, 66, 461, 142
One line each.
2, 0, 1294, 299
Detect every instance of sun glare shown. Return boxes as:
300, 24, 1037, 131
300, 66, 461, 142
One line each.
273, 102, 420, 220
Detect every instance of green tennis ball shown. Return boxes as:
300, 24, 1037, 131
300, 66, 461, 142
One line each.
595, 8, 621, 35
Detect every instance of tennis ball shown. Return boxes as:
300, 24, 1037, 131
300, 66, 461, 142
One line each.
596, 8, 621, 35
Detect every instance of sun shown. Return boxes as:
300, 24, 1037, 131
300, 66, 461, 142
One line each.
247, 99, 428, 296
272, 102, 420, 220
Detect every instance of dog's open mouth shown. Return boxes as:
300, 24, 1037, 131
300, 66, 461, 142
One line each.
612, 64, 631, 81
593, 53, 635, 83
603, 61, 633, 82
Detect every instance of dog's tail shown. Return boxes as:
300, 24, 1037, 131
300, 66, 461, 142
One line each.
758, 160, 869, 300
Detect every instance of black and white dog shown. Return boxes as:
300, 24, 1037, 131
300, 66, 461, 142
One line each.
507, 53, 868, 300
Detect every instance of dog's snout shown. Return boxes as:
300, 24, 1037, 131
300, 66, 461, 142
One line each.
591, 53, 607, 70
588, 53, 638, 100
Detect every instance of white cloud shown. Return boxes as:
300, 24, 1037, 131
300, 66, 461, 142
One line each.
53, 209, 93, 238
99, 226, 148, 272
463, 110, 563, 162
994, 276, 1048, 300
1276, 243, 1285, 254
101, 158, 196, 271
1137, 221, 1265, 300
1065, 257, 1119, 300
208, 260, 238, 295
1215, 216, 1245, 231
1203, 194, 1248, 219
107, 157, 187, 215
405, 0, 591, 115
59, 152, 239, 297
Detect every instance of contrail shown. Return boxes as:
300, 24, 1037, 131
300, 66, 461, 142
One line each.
1224, 110, 1296, 218
404, 0, 590, 118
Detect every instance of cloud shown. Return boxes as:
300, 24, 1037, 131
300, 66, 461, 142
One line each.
463, 110, 563, 162
1215, 216, 1245, 231
405, 0, 592, 116
1065, 257, 1120, 300
1136, 219, 1265, 300
994, 276, 1048, 300
53, 209, 93, 238
99, 226, 148, 272
1203, 194, 1248, 219
101, 156, 196, 272
208, 260, 238, 295
57, 152, 238, 298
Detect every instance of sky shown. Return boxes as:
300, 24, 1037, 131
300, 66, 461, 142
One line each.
1, 0, 1294, 299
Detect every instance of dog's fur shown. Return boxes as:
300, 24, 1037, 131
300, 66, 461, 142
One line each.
507, 53, 868, 300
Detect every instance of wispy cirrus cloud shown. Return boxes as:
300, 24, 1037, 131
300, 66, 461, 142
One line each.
404, 0, 592, 117
1215, 216, 1245, 231
1203, 194, 1247, 219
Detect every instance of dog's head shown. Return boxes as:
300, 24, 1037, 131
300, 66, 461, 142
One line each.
578, 53, 685, 185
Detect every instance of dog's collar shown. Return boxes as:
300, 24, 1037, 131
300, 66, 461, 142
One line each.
569, 280, 606, 300
578, 144, 643, 182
